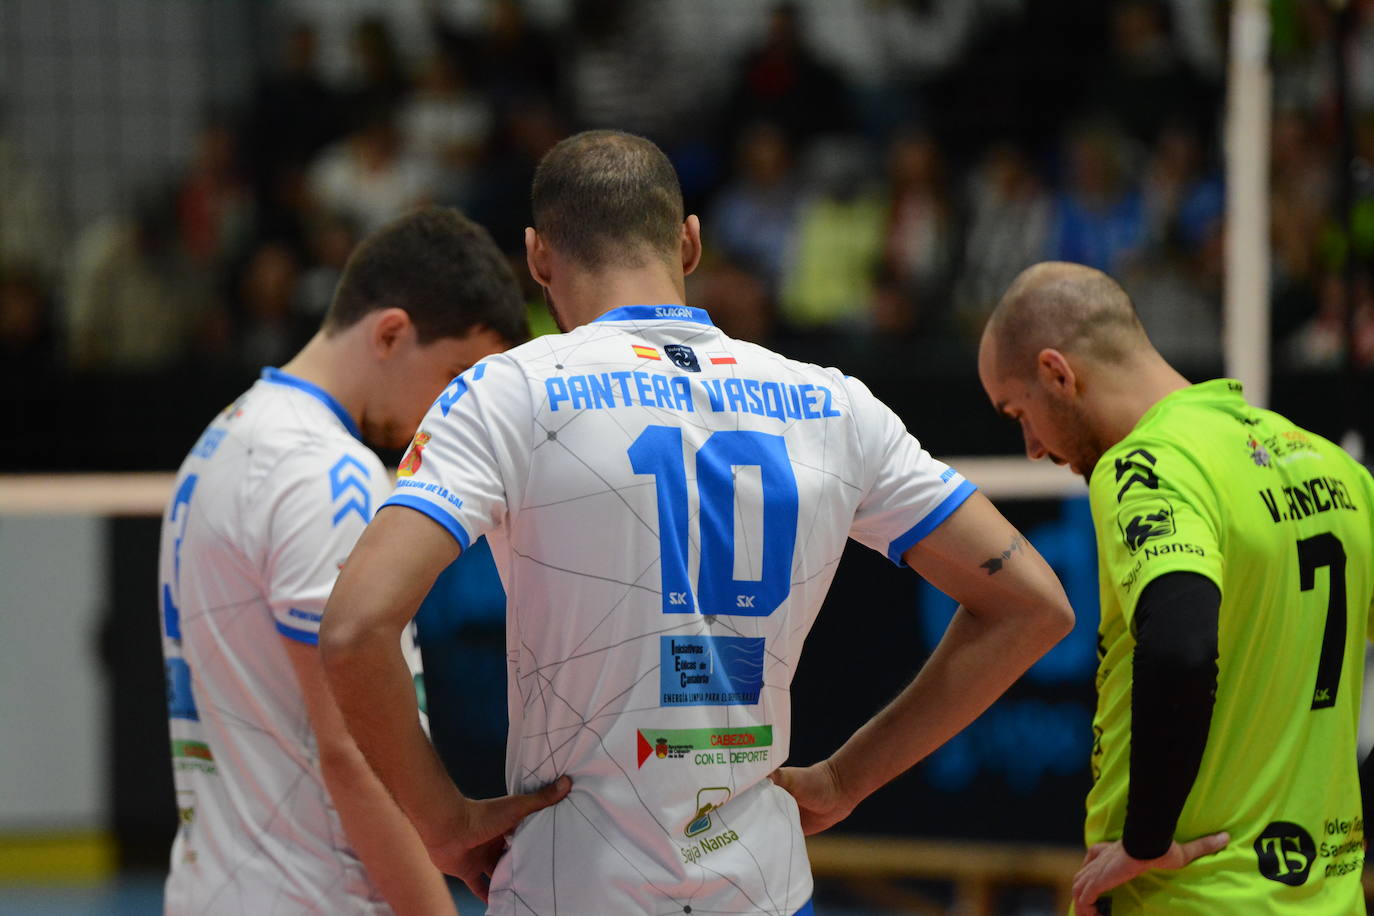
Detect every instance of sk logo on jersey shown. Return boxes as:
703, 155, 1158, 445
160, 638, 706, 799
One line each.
665, 344, 701, 372
1119, 499, 1175, 553
398, 431, 431, 478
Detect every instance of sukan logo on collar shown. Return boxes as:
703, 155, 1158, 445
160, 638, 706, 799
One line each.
664, 344, 701, 373
1119, 498, 1175, 553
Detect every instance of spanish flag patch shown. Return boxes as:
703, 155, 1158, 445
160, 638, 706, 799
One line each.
633, 345, 661, 360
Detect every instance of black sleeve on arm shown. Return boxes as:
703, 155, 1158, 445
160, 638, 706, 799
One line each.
1121, 571, 1221, 860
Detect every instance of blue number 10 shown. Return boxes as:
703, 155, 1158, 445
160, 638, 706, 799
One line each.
629, 426, 798, 617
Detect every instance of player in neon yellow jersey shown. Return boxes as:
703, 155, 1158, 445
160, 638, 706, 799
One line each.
979, 262, 1374, 915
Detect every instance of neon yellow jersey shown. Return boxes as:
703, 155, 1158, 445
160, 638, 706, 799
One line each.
1085, 379, 1374, 914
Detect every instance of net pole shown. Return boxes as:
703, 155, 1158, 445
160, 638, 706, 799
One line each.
1223, 0, 1273, 407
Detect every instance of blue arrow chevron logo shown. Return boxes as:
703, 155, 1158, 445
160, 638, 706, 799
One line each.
329, 454, 372, 526
436, 362, 487, 417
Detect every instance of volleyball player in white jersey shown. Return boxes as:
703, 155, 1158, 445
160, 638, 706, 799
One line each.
322, 133, 1074, 915
157, 208, 551, 915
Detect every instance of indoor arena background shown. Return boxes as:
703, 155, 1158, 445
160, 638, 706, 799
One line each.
2, 1, 1373, 913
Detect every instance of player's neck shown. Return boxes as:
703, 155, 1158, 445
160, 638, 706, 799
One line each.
553, 264, 688, 328
277, 332, 366, 427
1094, 357, 1193, 445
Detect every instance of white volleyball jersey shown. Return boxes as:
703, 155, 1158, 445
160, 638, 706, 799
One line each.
158, 368, 426, 916
384, 306, 974, 916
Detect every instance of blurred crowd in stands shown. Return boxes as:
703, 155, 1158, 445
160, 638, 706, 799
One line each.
3, 0, 1374, 382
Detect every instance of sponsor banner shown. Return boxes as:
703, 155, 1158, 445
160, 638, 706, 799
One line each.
636, 725, 773, 767
686, 786, 731, 838
170, 738, 216, 775
659, 635, 764, 706
1118, 498, 1174, 553
170, 740, 214, 762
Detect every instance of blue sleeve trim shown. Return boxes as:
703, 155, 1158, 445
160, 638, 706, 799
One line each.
791, 900, 814, 916
275, 620, 319, 645
886, 479, 978, 566
381, 494, 473, 552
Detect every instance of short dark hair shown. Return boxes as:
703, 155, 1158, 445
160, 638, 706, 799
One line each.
531, 130, 684, 269
324, 207, 528, 345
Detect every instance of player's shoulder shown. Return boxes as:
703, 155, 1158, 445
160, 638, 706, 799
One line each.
230, 379, 382, 489
1089, 420, 1208, 513
444, 335, 559, 390
1252, 406, 1363, 466
717, 335, 856, 390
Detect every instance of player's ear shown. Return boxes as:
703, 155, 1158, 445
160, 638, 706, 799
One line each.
370, 308, 412, 358
681, 215, 702, 277
525, 227, 552, 288
1036, 348, 1077, 399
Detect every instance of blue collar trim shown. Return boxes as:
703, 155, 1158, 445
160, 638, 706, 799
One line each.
593, 305, 714, 326
260, 368, 363, 441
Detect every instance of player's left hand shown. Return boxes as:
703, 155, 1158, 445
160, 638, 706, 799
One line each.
1071, 832, 1229, 916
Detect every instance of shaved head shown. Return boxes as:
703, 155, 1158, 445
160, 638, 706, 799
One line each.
983, 262, 1152, 379
977, 262, 1167, 480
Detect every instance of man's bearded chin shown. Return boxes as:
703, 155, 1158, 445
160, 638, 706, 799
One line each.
543, 287, 568, 333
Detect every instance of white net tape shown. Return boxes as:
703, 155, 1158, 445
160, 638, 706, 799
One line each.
0, 458, 1084, 517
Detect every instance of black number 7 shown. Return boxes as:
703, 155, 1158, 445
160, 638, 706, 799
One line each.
1298, 533, 1347, 710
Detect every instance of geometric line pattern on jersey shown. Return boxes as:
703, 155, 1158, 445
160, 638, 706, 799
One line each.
767, 780, 801, 912
491, 324, 873, 914
712, 805, 786, 914
581, 709, 793, 916
328, 453, 372, 526
198, 769, 311, 913
513, 353, 856, 696
510, 587, 802, 914
519, 344, 853, 633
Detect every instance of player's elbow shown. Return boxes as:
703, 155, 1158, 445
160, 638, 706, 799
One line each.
314, 727, 369, 779
1027, 587, 1075, 647
318, 603, 369, 678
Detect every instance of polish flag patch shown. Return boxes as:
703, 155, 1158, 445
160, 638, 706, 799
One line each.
633, 345, 660, 360
708, 353, 737, 365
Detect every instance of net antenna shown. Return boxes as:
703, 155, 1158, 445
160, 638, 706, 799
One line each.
1224, 0, 1273, 408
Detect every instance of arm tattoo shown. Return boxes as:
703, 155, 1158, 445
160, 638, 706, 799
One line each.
980, 534, 1027, 575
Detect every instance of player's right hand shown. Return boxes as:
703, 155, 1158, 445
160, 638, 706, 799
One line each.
1071, 832, 1229, 916
769, 760, 855, 835
425, 775, 572, 903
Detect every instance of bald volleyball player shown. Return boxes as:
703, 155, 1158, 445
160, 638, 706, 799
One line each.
979, 261, 1374, 915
